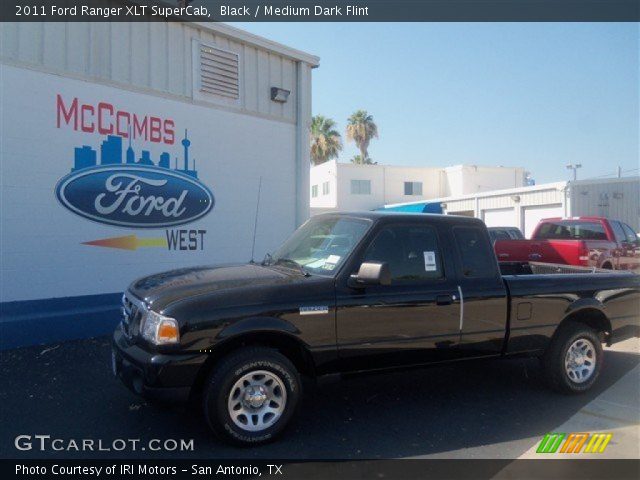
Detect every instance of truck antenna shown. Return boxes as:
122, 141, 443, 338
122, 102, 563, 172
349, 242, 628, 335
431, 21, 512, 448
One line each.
250, 176, 263, 263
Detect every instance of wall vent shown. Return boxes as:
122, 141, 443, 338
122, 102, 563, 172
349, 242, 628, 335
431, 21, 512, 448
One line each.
199, 44, 239, 99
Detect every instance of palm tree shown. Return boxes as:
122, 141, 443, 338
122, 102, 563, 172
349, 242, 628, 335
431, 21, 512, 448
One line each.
346, 110, 378, 163
350, 154, 376, 165
310, 115, 342, 165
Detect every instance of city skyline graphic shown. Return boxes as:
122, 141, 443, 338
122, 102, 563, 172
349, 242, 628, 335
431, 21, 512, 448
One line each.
72, 129, 198, 179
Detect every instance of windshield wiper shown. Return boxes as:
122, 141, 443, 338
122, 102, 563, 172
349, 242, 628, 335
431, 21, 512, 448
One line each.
273, 258, 310, 276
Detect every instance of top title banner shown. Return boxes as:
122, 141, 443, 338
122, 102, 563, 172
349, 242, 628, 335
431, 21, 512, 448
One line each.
2, 0, 639, 22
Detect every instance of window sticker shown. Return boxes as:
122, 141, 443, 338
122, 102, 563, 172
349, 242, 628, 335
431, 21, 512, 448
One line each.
321, 254, 341, 270
304, 259, 325, 269
326, 255, 341, 264
423, 251, 437, 271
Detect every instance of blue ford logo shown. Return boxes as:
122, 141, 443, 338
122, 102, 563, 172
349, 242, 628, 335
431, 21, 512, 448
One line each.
55, 131, 214, 228
55, 165, 214, 228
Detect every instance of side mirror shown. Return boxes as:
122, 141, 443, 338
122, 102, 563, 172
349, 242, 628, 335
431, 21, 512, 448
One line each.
348, 261, 391, 288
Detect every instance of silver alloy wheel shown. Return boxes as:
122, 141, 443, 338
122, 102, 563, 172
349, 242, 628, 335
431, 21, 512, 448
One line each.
227, 370, 287, 432
564, 338, 596, 383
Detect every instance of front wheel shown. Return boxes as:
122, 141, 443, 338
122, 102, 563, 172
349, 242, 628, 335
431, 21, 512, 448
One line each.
542, 322, 603, 394
203, 347, 301, 445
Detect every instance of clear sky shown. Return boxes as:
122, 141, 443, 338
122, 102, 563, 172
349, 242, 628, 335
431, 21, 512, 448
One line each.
233, 22, 639, 184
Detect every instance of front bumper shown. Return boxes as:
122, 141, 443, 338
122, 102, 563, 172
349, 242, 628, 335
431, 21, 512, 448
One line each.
112, 328, 207, 403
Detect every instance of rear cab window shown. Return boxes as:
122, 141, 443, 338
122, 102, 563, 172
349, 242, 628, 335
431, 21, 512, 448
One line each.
535, 221, 607, 240
489, 229, 511, 242
508, 229, 524, 239
453, 226, 498, 278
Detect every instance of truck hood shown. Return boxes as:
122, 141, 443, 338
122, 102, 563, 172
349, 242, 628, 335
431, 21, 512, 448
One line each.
128, 263, 302, 311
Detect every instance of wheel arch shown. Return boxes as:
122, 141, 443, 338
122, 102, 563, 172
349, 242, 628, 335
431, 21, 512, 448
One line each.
558, 303, 612, 346
190, 325, 317, 401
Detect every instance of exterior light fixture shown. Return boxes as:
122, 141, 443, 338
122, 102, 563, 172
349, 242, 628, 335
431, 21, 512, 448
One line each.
270, 87, 290, 103
566, 163, 582, 181
510, 195, 521, 203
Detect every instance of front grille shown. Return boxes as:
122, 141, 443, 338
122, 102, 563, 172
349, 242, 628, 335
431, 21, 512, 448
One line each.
121, 293, 145, 339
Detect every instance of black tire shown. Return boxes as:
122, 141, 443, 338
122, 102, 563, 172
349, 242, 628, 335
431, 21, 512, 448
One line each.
542, 322, 603, 394
203, 347, 301, 446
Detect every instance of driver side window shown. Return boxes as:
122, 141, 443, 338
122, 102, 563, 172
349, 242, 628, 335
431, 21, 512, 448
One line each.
362, 224, 443, 283
621, 223, 639, 244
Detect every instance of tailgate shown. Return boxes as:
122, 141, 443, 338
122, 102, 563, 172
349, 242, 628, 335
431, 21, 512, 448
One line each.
532, 239, 587, 265
495, 239, 585, 264
494, 239, 533, 262
528, 240, 569, 263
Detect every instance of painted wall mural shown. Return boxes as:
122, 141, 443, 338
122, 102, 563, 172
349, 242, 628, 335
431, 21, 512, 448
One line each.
1, 65, 297, 303
53, 95, 214, 250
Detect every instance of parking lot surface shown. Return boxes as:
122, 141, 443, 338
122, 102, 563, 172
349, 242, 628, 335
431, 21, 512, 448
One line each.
1, 337, 638, 459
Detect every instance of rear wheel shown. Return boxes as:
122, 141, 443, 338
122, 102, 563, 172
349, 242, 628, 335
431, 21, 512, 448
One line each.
542, 322, 603, 394
203, 347, 301, 445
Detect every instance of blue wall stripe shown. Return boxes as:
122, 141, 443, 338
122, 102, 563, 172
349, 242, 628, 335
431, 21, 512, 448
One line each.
0, 293, 122, 350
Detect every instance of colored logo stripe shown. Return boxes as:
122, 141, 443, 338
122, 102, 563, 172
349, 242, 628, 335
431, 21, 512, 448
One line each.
584, 433, 612, 453
560, 433, 589, 453
536, 433, 613, 454
536, 433, 566, 453
82, 234, 167, 250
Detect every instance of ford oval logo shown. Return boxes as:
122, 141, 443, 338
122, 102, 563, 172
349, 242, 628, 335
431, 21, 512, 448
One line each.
55, 165, 214, 228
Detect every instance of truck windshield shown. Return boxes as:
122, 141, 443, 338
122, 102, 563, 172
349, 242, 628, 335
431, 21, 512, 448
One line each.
266, 216, 371, 276
535, 221, 607, 240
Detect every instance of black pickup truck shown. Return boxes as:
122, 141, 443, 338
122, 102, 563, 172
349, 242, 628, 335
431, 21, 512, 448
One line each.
112, 212, 640, 445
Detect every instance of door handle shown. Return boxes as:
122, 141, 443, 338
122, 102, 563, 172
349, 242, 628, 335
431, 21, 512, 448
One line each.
528, 253, 542, 260
436, 294, 454, 306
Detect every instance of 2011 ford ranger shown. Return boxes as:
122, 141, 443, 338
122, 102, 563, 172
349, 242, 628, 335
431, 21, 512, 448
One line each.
112, 213, 640, 445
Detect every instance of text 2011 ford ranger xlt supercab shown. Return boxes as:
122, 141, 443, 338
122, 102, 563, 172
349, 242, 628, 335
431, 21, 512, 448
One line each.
112, 213, 640, 445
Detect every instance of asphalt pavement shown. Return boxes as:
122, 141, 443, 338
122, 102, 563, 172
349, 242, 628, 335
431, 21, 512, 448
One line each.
1, 336, 638, 460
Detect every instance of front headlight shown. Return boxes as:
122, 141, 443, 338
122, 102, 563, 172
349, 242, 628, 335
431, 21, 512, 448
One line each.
140, 310, 180, 345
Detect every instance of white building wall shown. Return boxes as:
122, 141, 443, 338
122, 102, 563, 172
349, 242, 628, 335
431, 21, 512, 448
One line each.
309, 160, 338, 210
336, 163, 386, 211
0, 22, 318, 303
443, 183, 566, 234
0, 65, 295, 302
443, 199, 476, 216
0, 21, 317, 123
444, 165, 525, 196
311, 162, 525, 213
569, 177, 640, 231
442, 166, 466, 197
382, 166, 442, 204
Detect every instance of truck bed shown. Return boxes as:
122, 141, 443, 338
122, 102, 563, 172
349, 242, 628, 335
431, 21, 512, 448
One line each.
500, 262, 640, 352
499, 261, 620, 276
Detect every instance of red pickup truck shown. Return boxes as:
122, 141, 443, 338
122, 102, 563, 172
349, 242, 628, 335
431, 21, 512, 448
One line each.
494, 217, 640, 271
